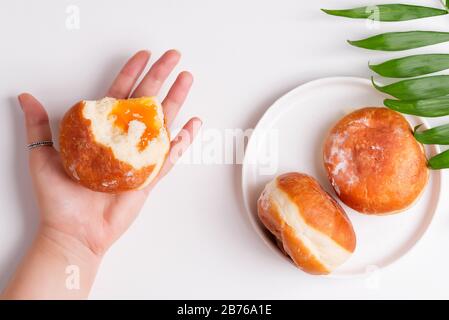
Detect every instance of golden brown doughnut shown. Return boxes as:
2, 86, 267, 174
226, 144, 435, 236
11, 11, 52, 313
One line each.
59, 97, 170, 193
323, 107, 428, 215
257, 172, 356, 275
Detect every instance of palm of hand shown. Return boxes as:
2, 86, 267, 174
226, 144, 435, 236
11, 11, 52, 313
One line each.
19, 50, 200, 256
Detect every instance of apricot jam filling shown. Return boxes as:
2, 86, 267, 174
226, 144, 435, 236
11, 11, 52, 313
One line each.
109, 98, 162, 151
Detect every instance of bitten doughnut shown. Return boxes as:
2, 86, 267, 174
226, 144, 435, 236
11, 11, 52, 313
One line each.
257, 172, 356, 275
59, 97, 170, 193
323, 107, 428, 215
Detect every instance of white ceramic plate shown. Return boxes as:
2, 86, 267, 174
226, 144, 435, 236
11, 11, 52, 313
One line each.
242, 77, 442, 277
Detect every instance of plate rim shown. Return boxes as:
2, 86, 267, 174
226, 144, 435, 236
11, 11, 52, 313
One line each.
241, 76, 442, 278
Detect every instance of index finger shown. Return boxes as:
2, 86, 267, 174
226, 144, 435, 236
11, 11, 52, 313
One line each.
106, 50, 150, 99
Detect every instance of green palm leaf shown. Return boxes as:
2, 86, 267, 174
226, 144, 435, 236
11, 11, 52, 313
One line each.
322, 4, 447, 22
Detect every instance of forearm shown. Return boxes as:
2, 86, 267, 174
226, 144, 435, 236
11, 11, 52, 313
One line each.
1, 226, 101, 300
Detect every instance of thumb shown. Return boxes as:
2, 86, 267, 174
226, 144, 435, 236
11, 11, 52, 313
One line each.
18, 93, 55, 162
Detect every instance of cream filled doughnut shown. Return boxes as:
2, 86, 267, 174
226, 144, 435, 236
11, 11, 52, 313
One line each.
257, 172, 356, 275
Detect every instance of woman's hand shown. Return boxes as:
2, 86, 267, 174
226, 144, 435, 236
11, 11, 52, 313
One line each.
2, 50, 201, 299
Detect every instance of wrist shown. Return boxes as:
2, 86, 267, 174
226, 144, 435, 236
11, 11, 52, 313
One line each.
2, 226, 102, 299
35, 225, 103, 297
30, 225, 102, 298
38, 225, 103, 267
